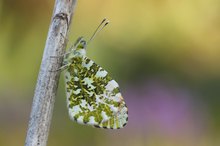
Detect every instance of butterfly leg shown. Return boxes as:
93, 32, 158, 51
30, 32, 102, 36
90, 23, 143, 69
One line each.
50, 48, 75, 59
50, 52, 70, 59
49, 63, 70, 72
58, 63, 70, 71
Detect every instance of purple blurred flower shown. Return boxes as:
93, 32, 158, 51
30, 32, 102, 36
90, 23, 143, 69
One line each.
122, 79, 208, 137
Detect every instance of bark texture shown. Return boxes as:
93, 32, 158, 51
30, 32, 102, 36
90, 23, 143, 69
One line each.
25, 0, 77, 146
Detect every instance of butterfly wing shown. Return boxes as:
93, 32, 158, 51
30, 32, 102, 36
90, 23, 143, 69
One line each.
64, 56, 128, 129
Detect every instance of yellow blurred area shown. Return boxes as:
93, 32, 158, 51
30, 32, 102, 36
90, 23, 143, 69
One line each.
0, 0, 220, 146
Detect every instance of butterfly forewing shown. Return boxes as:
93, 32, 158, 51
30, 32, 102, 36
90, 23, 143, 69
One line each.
64, 56, 128, 129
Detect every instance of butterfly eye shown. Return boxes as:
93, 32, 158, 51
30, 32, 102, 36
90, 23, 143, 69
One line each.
75, 40, 87, 50
80, 40, 87, 48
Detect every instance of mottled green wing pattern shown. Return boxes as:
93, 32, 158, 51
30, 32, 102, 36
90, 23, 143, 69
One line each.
64, 56, 128, 129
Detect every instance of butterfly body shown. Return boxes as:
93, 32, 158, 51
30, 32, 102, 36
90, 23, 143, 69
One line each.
63, 37, 128, 129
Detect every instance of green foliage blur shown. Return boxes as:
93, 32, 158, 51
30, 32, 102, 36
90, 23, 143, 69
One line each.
0, 0, 220, 146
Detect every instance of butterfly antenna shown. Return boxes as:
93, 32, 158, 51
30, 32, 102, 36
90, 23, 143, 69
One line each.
87, 18, 109, 44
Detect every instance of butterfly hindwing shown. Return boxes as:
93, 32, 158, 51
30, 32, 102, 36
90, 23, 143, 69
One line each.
64, 56, 128, 129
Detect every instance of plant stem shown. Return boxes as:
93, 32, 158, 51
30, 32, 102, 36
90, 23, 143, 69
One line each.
25, 0, 77, 146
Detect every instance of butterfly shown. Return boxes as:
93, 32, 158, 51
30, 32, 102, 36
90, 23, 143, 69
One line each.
62, 19, 128, 129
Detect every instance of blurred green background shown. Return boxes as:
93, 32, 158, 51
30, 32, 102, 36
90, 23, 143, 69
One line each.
1, 0, 220, 145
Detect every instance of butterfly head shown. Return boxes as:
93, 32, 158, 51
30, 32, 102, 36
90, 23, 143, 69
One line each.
75, 37, 87, 49
73, 36, 87, 56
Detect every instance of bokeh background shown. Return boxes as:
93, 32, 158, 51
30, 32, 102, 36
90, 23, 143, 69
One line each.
1, 0, 220, 145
